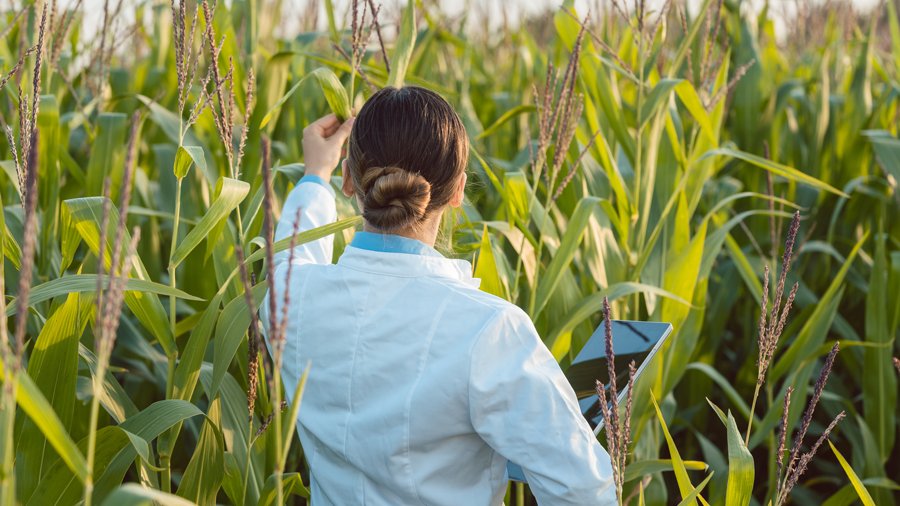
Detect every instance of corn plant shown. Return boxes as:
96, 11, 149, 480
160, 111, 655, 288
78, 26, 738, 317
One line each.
0, 0, 897, 504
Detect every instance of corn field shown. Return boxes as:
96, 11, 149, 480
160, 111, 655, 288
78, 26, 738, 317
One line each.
1, 0, 898, 504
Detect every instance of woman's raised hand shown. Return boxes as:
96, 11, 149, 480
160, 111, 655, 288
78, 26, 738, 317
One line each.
302, 114, 355, 180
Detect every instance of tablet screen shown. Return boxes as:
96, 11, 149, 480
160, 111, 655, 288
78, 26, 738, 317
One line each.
567, 320, 672, 430
507, 320, 672, 483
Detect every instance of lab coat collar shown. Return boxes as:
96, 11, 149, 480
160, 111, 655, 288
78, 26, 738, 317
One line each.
338, 234, 481, 288
350, 231, 444, 258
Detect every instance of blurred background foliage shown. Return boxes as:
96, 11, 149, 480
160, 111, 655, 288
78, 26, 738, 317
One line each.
0, 0, 898, 504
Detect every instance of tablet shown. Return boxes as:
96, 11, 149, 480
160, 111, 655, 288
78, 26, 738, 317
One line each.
507, 319, 673, 483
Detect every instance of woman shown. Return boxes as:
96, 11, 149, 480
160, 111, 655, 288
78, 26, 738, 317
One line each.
263, 86, 616, 505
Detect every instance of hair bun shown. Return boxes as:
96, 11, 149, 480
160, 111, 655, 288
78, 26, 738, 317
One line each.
360, 166, 432, 231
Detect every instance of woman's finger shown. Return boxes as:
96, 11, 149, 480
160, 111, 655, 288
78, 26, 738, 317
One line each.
320, 121, 341, 138
327, 117, 355, 144
305, 113, 339, 134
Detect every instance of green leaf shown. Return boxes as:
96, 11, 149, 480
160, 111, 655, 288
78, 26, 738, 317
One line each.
173, 292, 225, 401
84, 112, 128, 198
701, 147, 848, 197
310, 67, 351, 122
258, 473, 310, 506
170, 177, 250, 268
243, 216, 363, 265
668, 0, 714, 73
261, 66, 351, 129
26, 401, 203, 504
6, 274, 203, 316
63, 197, 176, 356
546, 282, 690, 353
639, 78, 681, 127
282, 364, 312, 467
474, 105, 536, 140
137, 95, 202, 147
6, 367, 87, 484
624, 460, 708, 483
210, 283, 267, 398
274, 163, 307, 183
177, 398, 225, 505
322, 0, 340, 44
651, 393, 698, 504
675, 472, 714, 506
862, 226, 896, 460
674, 81, 716, 143
174, 145, 206, 180
724, 412, 754, 506
119, 400, 205, 437
387, 0, 416, 88
685, 364, 755, 425
2, 213, 22, 269
199, 369, 263, 505
829, 441, 876, 506
533, 197, 607, 317
102, 484, 196, 506
79, 344, 139, 423
473, 226, 505, 298
16, 294, 91, 497
772, 233, 866, 382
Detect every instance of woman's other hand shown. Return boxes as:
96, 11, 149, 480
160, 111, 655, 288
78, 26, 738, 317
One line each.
302, 114, 355, 180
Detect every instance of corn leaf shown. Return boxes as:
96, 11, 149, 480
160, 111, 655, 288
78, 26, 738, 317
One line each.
675, 472, 714, 506
829, 441, 876, 506
533, 197, 608, 317
651, 393, 698, 504
173, 145, 205, 180
16, 294, 91, 497
64, 197, 176, 356
102, 484, 195, 506
772, 233, 866, 382
474, 225, 505, 298
171, 177, 249, 268
624, 460, 708, 483
862, 226, 896, 459
701, 147, 847, 197
210, 283, 268, 398
475, 105, 536, 140
387, 0, 417, 88
176, 399, 225, 505
724, 412, 754, 506
243, 216, 363, 265
258, 473, 310, 506
282, 363, 311, 467
84, 113, 128, 198
7, 367, 87, 485
310, 67, 351, 121
5, 275, 202, 316
173, 291, 225, 401
78, 345, 139, 423
546, 282, 690, 351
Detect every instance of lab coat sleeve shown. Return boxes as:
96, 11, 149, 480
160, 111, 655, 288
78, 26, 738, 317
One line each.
468, 306, 617, 506
260, 175, 336, 356
271, 174, 337, 270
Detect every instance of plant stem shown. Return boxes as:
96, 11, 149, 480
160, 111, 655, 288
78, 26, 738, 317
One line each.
765, 384, 777, 504
161, 177, 184, 492
242, 421, 254, 504
0, 375, 17, 506
273, 363, 284, 506
0, 234, 15, 506
745, 382, 761, 445
83, 358, 106, 506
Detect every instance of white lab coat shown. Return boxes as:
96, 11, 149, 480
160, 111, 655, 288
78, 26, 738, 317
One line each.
261, 176, 616, 505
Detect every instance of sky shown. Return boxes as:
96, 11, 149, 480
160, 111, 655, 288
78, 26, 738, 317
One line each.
66, 0, 888, 47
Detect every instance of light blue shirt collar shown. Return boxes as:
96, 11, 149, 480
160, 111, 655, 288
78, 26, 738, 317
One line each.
350, 231, 444, 258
